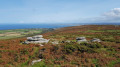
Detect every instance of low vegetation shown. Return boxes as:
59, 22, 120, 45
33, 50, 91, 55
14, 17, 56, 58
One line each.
41, 25, 120, 67
0, 25, 120, 67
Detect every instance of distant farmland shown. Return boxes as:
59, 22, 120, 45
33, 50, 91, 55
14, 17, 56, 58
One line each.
0, 28, 53, 40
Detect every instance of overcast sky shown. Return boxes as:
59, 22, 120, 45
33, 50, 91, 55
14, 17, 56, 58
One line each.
0, 0, 120, 24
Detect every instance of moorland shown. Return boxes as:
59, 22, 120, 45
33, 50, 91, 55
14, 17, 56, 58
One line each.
0, 25, 120, 67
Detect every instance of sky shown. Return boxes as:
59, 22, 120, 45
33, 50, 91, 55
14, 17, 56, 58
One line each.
0, 0, 120, 24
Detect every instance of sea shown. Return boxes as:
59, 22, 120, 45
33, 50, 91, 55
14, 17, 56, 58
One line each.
0, 23, 120, 30
0, 24, 73, 30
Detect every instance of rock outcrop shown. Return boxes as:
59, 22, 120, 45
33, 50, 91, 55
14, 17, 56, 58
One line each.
91, 38, 101, 42
76, 37, 101, 43
24, 35, 49, 44
76, 37, 87, 43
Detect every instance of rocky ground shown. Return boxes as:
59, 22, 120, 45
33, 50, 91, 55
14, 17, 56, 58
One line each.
0, 25, 120, 67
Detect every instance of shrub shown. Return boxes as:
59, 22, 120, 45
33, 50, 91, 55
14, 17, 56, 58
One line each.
92, 59, 100, 67
52, 45, 59, 51
90, 43, 102, 48
20, 49, 29, 55
80, 42, 102, 48
0, 54, 2, 58
107, 48, 115, 52
14, 54, 19, 62
0, 59, 4, 63
76, 43, 99, 53
63, 43, 76, 54
102, 38, 115, 42
77, 45, 88, 53
4, 64, 12, 67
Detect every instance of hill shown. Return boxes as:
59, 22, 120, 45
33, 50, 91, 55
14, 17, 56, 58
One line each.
41, 25, 120, 67
0, 25, 120, 67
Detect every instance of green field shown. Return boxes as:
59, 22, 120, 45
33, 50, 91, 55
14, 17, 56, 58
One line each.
0, 28, 53, 39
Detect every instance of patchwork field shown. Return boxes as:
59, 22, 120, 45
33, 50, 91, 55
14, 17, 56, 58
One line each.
0, 29, 53, 40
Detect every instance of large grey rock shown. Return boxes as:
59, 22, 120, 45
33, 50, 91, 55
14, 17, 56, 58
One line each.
76, 37, 86, 40
33, 35, 43, 38
27, 37, 33, 40
27, 36, 44, 41
76, 37, 87, 43
65, 40, 71, 43
91, 38, 101, 42
61, 40, 71, 43
24, 35, 49, 44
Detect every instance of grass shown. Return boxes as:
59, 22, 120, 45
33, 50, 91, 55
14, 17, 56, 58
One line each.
20, 47, 39, 67
92, 59, 99, 67
85, 30, 120, 33
0, 29, 43, 40
0, 28, 54, 40
0, 25, 120, 67
0, 35, 24, 39
108, 59, 120, 67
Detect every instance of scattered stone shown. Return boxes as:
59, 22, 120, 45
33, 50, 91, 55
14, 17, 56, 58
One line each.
39, 44, 44, 46
65, 40, 71, 43
76, 37, 87, 43
31, 59, 42, 65
91, 38, 101, 42
61, 40, 71, 43
51, 41, 59, 44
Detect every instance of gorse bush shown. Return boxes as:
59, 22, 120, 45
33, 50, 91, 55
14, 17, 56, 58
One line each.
52, 45, 59, 51
63, 43, 76, 54
0, 59, 4, 64
76, 45, 98, 53
76, 45, 88, 53
80, 42, 103, 48
62, 42, 101, 54
102, 38, 116, 42
0, 54, 2, 58
20, 48, 29, 55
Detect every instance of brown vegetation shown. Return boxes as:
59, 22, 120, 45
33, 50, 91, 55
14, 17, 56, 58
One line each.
0, 25, 120, 67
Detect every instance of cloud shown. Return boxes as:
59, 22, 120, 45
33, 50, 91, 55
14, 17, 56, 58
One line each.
16, 8, 120, 24
85, 8, 120, 23
103, 8, 120, 17
97, 8, 120, 22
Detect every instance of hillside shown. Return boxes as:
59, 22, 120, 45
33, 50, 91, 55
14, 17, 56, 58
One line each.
0, 28, 53, 40
0, 25, 120, 67
41, 25, 120, 67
